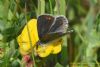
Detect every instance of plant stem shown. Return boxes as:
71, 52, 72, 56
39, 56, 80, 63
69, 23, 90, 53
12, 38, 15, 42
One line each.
24, 2, 37, 67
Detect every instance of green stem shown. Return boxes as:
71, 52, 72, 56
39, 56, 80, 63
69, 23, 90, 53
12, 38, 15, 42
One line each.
49, 0, 53, 14
37, 0, 45, 16
24, 3, 37, 67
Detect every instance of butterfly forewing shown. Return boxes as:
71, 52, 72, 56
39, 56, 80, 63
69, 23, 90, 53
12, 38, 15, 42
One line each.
37, 15, 55, 39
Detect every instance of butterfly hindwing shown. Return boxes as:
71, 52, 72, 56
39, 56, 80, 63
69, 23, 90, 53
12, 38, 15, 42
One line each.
49, 16, 68, 33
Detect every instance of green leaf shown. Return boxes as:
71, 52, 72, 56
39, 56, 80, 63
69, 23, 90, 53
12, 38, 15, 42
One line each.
37, 0, 45, 16
11, 60, 20, 67
1, 16, 26, 42
55, 63, 63, 67
96, 12, 100, 32
57, 46, 68, 66
55, 0, 66, 15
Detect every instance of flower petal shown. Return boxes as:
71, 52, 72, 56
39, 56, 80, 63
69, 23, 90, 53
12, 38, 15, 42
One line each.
52, 40, 62, 54
17, 19, 39, 54
36, 44, 53, 57
36, 40, 62, 57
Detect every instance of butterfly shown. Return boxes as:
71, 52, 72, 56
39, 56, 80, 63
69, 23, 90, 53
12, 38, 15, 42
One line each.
37, 14, 71, 44
17, 14, 72, 57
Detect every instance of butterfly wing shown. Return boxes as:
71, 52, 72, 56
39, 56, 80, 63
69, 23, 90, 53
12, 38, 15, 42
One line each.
37, 15, 68, 43
37, 15, 55, 41
49, 16, 68, 33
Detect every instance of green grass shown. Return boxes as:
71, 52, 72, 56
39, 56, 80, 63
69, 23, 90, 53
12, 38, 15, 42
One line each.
0, 0, 100, 67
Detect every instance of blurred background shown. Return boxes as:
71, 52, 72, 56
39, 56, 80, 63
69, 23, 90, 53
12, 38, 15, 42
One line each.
0, 0, 100, 67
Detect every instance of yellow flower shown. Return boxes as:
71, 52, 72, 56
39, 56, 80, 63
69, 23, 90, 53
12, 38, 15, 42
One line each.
17, 19, 62, 57
36, 40, 62, 57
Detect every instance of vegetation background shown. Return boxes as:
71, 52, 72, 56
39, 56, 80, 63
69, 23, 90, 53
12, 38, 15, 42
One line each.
0, 0, 100, 67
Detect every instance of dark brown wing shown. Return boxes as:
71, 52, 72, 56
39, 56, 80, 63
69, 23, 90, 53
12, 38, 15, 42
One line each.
37, 15, 68, 43
37, 15, 55, 40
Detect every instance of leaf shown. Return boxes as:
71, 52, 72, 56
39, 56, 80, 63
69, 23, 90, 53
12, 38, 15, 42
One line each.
55, 63, 63, 67
57, 46, 68, 67
55, 0, 66, 15
37, 0, 45, 16
49, 0, 53, 14
1, 16, 26, 42
11, 60, 20, 67
96, 13, 100, 32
